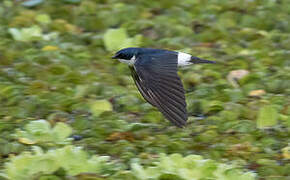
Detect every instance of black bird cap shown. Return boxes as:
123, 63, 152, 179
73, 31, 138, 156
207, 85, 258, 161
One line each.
112, 47, 138, 60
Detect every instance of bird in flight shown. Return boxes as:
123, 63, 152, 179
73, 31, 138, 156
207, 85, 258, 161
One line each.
112, 48, 215, 127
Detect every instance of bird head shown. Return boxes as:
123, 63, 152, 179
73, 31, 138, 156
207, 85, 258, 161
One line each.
112, 48, 138, 61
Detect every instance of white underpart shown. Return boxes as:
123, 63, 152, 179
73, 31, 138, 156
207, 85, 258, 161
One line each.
118, 55, 136, 65
177, 52, 192, 66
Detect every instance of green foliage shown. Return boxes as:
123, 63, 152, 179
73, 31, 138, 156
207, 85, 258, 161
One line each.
0, 0, 289, 179
256, 105, 278, 128
8, 26, 43, 42
103, 28, 142, 51
16, 120, 72, 145
5, 146, 112, 180
8, 26, 58, 42
35, 14, 52, 25
132, 154, 255, 180
89, 99, 113, 117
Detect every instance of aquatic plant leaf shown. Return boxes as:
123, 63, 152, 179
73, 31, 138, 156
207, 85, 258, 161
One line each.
257, 105, 278, 128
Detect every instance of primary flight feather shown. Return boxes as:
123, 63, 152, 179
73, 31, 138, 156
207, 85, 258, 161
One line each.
112, 47, 215, 127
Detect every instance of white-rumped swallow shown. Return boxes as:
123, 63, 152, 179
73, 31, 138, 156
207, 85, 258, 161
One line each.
112, 47, 215, 127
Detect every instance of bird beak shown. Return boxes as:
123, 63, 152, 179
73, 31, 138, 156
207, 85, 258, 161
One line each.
191, 57, 216, 64
112, 55, 117, 59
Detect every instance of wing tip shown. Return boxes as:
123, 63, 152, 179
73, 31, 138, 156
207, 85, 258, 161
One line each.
166, 113, 187, 128
174, 120, 187, 128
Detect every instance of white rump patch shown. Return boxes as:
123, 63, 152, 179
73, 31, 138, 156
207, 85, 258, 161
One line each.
118, 55, 136, 65
177, 52, 192, 66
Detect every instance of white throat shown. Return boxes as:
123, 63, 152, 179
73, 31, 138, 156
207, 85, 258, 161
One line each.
177, 52, 192, 66
118, 55, 136, 65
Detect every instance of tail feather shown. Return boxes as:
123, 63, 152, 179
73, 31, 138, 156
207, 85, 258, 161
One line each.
190, 56, 216, 64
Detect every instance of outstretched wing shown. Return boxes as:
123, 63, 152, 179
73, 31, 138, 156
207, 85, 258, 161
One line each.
129, 54, 187, 127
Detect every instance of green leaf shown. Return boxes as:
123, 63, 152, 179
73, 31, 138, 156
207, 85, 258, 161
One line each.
131, 153, 255, 180
131, 163, 148, 180
16, 120, 72, 145
8, 26, 43, 42
103, 28, 141, 51
257, 105, 278, 128
54, 146, 89, 175
35, 14, 51, 24
5, 148, 59, 180
52, 122, 73, 141
8, 28, 22, 41
89, 100, 112, 117
8, 26, 57, 42
103, 28, 127, 51
5, 146, 112, 179
25, 120, 51, 135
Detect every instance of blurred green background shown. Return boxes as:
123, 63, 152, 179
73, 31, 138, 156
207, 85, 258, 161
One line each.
0, 0, 289, 179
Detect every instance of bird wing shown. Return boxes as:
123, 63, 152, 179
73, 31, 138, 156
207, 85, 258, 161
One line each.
129, 54, 187, 127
